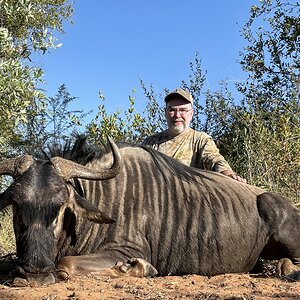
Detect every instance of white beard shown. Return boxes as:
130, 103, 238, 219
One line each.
169, 124, 185, 135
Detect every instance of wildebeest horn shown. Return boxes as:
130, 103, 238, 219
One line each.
0, 155, 34, 211
51, 137, 122, 181
0, 155, 34, 177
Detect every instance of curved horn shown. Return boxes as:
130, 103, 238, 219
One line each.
0, 155, 34, 211
0, 155, 34, 177
51, 137, 122, 181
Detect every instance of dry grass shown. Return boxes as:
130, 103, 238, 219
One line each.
0, 208, 15, 256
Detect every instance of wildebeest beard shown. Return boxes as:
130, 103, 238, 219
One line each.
16, 224, 56, 274
14, 200, 60, 274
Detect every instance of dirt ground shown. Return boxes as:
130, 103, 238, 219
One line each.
1, 271, 300, 300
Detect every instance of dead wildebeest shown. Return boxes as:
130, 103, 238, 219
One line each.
0, 136, 299, 285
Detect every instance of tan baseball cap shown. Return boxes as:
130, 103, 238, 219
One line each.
164, 88, 193, 105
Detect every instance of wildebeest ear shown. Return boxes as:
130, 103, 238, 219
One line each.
69, 188, 115, 224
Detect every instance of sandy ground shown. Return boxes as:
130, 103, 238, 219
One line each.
1, 272, 300, 300
0, 257, 299, 300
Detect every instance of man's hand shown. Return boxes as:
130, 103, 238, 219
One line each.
221, 170, 247, 183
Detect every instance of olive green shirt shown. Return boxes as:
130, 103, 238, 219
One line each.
143, 128, 233, 173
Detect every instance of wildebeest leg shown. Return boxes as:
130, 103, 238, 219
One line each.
57, 253, 157, 280
97, 258, 158, 278
257, 192, 300, 280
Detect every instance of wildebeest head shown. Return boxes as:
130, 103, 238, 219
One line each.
0, 138, 121, 278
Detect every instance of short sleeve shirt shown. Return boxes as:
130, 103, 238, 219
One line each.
143, 128, 233, 173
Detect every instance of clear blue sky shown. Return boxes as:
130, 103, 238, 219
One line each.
38, 0, 257, 123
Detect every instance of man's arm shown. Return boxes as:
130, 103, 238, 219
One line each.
196, 133, 246, 183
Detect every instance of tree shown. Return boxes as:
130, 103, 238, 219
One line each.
238, 0, 299, 194
0, 0, 73, 156
0, 1, 74, 254
205, 0, 299, 201
18, 84, 89, 154
181, 52, 207, 131
80, 1, 300, 203
238, 0, 299, 122
86, 53, 207, 145
87, 88, 155, 145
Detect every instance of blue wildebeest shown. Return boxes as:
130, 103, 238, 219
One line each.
0, 136, 299, 285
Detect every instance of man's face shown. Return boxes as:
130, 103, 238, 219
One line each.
165, 98, 194, 136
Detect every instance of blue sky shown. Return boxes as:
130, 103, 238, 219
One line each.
38, 0, 257, 123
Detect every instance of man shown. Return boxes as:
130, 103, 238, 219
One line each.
143, 88, 246, 183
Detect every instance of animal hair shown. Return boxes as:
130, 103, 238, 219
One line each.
35, 135, 99, 164
140, 145, 200, 183
35, 135, 201, 184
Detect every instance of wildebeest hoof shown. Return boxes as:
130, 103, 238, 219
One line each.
11, 266, 29, 286
12, 272, 56, 286
11, 266, 56, 285
113, 258, 158, 277
12, 277, 30, 287
277, 258, 300, 281
128, 258, 158, 277
57, 270, 70, 281
28, 272, 56, 285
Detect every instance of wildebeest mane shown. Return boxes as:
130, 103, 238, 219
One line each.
35, 135, 100, 164
140, 145, 200, 183
35, 135, 201, 184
